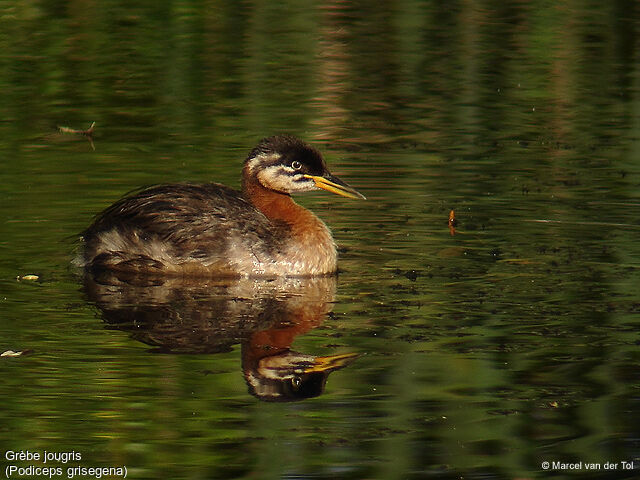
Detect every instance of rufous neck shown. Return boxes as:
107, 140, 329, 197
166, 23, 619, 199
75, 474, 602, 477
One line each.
243, 179, 310, 226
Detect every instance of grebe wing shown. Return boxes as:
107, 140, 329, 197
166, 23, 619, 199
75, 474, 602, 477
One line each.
83, 183, 281, 251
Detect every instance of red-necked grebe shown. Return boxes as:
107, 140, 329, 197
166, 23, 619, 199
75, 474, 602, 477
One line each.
80, 135, 365, 276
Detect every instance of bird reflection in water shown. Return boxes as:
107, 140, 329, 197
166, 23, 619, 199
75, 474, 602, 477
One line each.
82, 272, 357, 402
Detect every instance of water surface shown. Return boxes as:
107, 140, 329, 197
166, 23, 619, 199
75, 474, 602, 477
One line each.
1, 2, 639, 479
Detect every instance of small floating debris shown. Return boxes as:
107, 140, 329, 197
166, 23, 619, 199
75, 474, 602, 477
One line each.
1, 350, 31, 357
58, 121, 95, 136
57, 122, 96, 150
16, 274, 39, 282
403, 269, 419, 281
448, 209, 457, 236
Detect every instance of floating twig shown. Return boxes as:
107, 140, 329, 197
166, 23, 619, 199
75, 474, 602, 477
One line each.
57, 122, 96, 150
58, 121, 95, 136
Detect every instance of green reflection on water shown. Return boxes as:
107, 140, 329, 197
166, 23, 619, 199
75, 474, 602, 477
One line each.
1, 1, 639, 479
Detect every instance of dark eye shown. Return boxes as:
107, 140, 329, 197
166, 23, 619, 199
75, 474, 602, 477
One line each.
291, 376, 302, 389
291, 161, 302, 170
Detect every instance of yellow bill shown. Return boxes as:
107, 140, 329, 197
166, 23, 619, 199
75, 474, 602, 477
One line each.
303, 352, 360, 373
304, 174, 366, 200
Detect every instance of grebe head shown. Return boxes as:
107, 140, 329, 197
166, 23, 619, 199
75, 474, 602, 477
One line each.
246, 351, 359, 402
243, 135, 366, 199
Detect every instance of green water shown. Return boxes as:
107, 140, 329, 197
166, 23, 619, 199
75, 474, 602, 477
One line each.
1, 2, 639, 479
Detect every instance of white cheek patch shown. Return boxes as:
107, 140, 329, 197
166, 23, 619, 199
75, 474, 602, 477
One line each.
245, 153, 281, 175
257, 166, 312, 193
